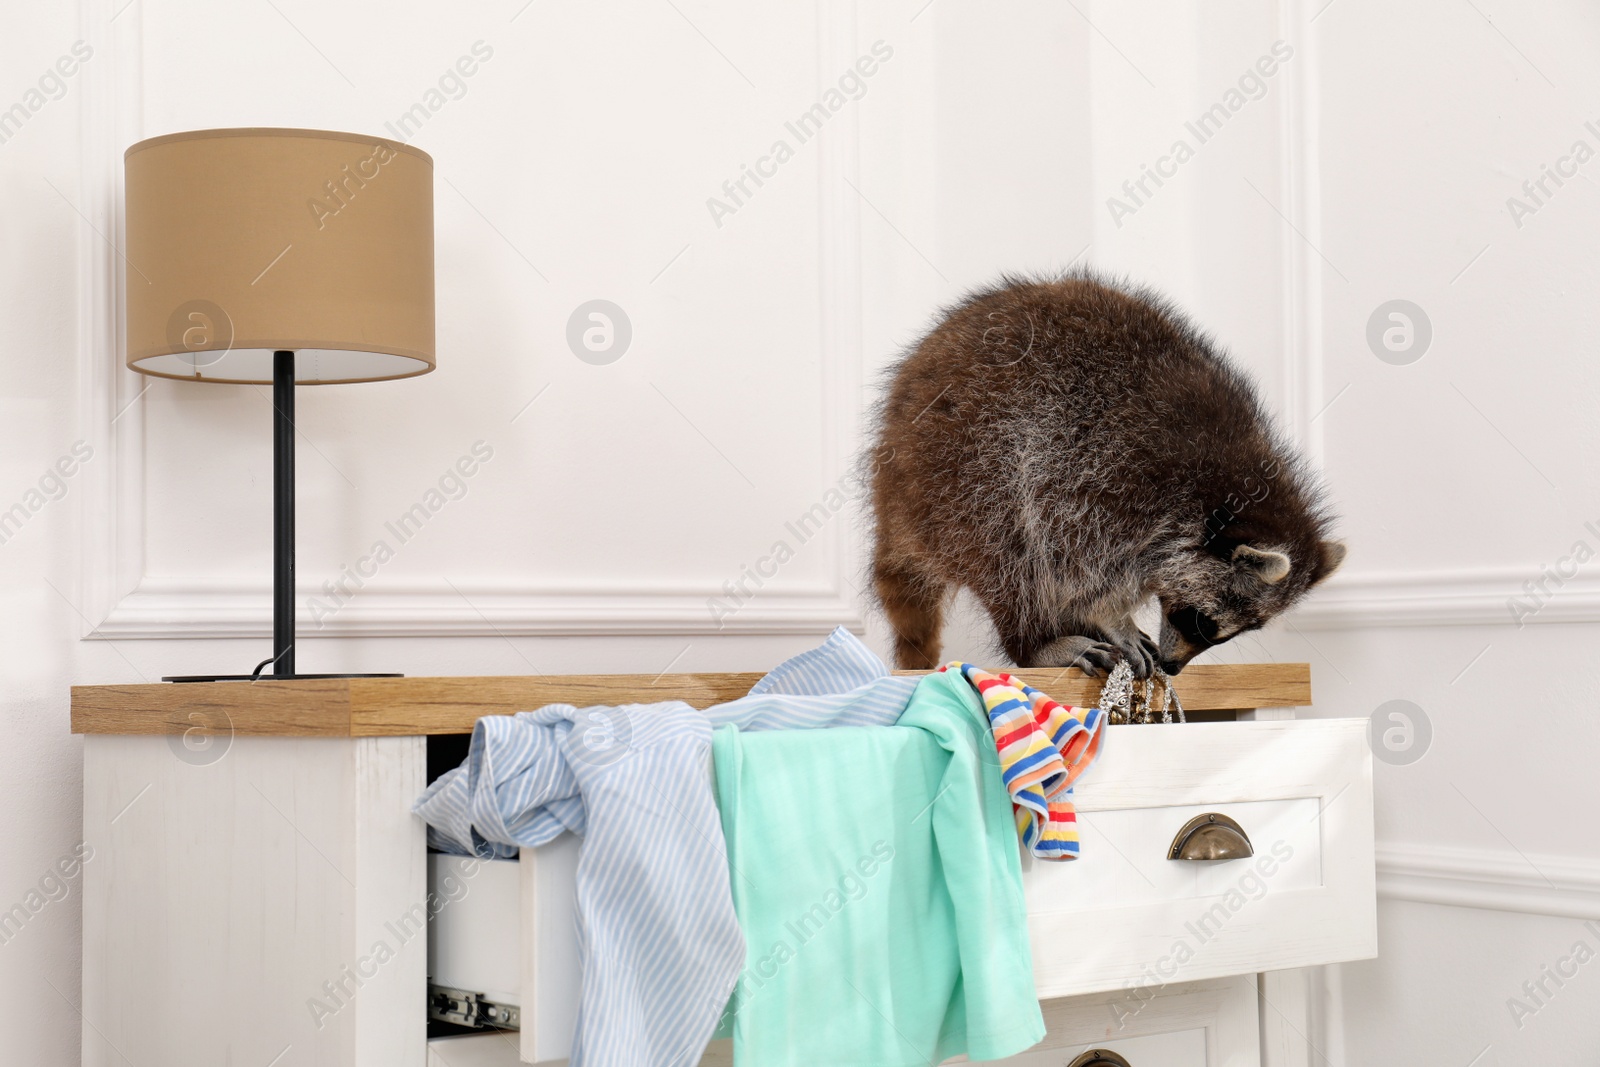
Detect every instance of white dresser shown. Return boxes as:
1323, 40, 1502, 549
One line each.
73, 663, 1373, 1067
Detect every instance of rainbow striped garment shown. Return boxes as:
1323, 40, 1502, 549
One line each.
939, 662, 1107, 860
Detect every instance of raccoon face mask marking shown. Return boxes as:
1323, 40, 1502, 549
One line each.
1158, 603, 1252, 675
1166, 605, 1221, 646
1157, 538, 1348, 673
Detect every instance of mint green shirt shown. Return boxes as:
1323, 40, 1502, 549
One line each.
711, 670, 1045, 1065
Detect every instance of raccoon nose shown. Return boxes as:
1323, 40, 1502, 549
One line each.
1159, 659, 1187, 675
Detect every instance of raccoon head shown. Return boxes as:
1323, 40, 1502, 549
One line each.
1155, 540, 1346, 674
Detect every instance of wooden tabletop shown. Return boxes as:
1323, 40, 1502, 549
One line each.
71, 662, 1312, 737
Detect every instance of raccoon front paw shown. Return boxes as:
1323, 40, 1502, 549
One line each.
1111, 631, 1158, 680
1030, 635, 1125, 677
1071, 642, 1123, 678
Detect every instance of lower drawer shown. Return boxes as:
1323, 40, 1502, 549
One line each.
423, 977, 1259, 1067
428, 1032, 526, 1066
994, 979, 1261, 1067
428, 718, 1375, 1064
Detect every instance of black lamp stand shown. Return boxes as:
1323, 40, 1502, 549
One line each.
164, 351, 402, 683
272, 348, 297, 677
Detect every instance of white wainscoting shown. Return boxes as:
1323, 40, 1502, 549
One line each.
75, 0, 870, 641
1295, 568, 1600, 629
1377, 842, 1600, 921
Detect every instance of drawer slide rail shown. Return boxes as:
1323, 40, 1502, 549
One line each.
428, 983, 521, 1031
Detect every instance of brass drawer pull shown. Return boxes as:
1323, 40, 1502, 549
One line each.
1068, 1051, 1133, 1067
1168, 812, 1254, 861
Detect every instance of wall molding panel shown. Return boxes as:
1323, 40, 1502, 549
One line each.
90, 577, 861, 639
1272, 2, 1593, 636
75, 0, 146, 640
1293, 567, 1600, 629
1377, 842, 1600, 921
78, 1, 868, 642
1278, 0, 1324, 470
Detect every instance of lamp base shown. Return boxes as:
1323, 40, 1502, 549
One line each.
162, 673, 405, 683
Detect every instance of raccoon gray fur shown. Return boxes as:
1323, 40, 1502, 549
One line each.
868, 272, 1344, 676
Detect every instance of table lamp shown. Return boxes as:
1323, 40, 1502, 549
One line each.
123, 128, 435, 681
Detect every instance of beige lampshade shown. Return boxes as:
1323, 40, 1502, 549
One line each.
124, 127, 435, 384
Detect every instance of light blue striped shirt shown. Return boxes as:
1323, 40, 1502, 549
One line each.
413, 627, 915, 1066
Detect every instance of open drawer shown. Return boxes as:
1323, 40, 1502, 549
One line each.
427, 717, 1375, 1064
426, 979, 1264, 1067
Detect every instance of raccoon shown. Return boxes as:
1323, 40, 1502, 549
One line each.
868, 272, 1344, 676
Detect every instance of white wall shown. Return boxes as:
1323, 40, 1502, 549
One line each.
2, 4, 97, 1062
2, 0, 1596, 1062
1268, 2, 1600, 1061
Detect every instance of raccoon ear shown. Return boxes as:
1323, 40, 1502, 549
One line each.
1233, 544, 1292, 584
1316, 539, 1347, 581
